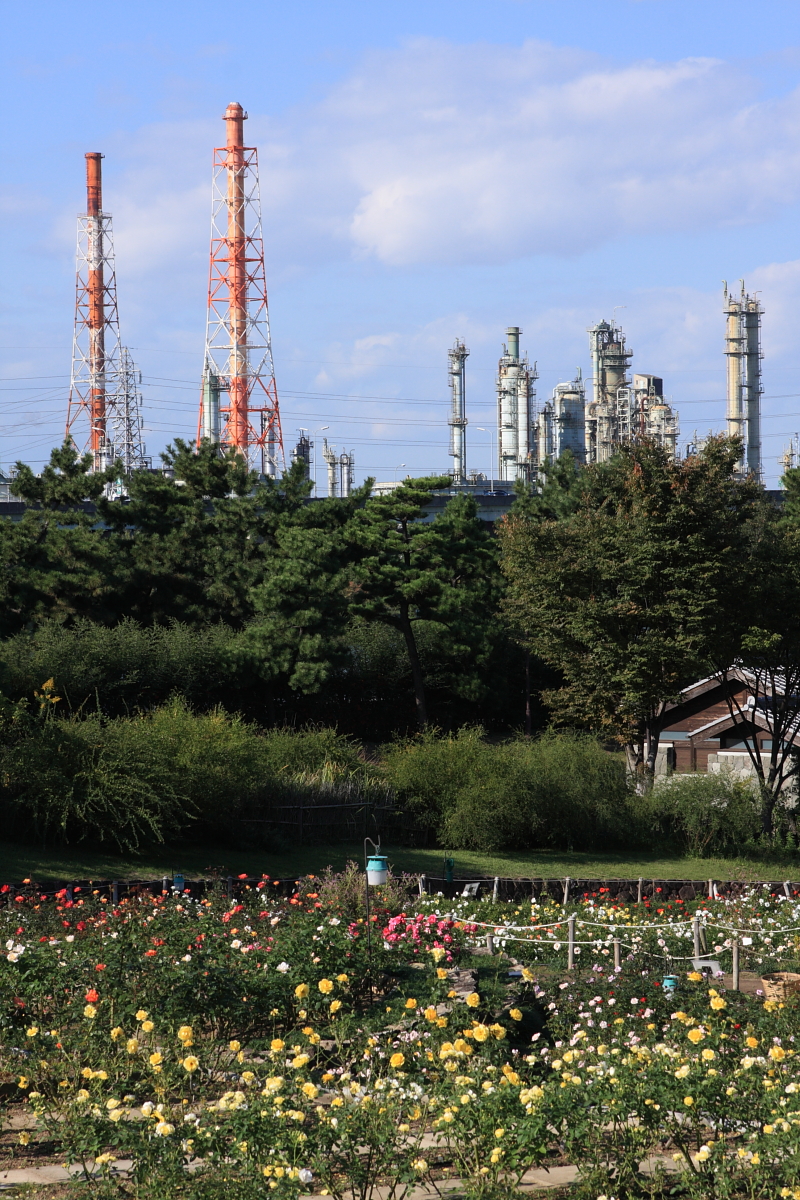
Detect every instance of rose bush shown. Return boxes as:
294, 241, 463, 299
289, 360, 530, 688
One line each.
0, 877, 799, 1197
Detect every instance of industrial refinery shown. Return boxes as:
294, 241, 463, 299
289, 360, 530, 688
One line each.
61, 102, 765, 500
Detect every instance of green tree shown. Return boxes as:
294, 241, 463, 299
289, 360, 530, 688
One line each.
0, 443, 119, 634
708, 516, 800, 836
510, 449, 586, 522
500, 437, 763, 781
239, 482, 370, 699
346, 480, 500, 727
98, 440, 285, 626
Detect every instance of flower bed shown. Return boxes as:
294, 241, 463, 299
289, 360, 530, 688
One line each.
1, 877, 800, 1198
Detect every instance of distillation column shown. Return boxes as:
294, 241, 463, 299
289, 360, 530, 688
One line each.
552, 372, 586, 463
724, 285, 744, 471
448, 340, 469, 484
322, 438, 338, 497
743, 294, 762, 479
497, 327, 537, 482
586, 320, 633, 464
339, 450, 355, 497
724, 282, 762, 478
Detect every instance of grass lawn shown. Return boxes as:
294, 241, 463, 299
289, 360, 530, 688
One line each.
0, 840, 798, 884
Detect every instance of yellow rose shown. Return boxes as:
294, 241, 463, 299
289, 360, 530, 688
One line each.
746, 1036, 759, 1049
405, 998, 418, 1010
182, 1056, 199, 1073
769, 1046, 787, 1062
424, 1006, 438, 1021
141, 1020, 154, 1034
292, 1054, 310, 1070
687, 972, 703, 982
295, 983, 310, 1000
472, 1024, 490, 1042
302, 1082, 319, 1098
687, 1028, 704, 1044
126, 1039, 139, 1055
437, 968, 448, 980
709, 997, 727, 1011
390, 1053, 405, 1068
135, 1010, 148, 1021
336, 974, 348, 983
149, 1052, 163, 1067
330, 1000, 342, 1014
318, 979, 334, 994
177, 1025, 193, 1044
230, 1040, 241, 1052
465, 993, 480, 1008
83, 1005, 97, 1019
684, 1096, 694, 1107
509, 1009, 522, 1021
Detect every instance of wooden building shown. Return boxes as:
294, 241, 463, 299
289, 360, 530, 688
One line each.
657, 671, 792, 776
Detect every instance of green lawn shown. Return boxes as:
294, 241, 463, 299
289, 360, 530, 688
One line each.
0, 840, 797, 885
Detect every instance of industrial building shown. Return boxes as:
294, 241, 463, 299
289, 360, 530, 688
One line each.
655, 670, 798, 781
56, 102, 766, 502
451, 316, 682, 490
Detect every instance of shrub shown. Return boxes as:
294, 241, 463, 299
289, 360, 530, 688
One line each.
651, 769, 761, 856
382, 728, 638, 852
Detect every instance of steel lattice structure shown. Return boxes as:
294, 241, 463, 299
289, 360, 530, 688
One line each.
113, 348, 151, 474
66, 153, 148, 474
198, 103, 283, 474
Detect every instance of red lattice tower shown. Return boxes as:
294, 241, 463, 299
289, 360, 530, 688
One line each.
66, 153, 149, 473
198, 102, 283, 474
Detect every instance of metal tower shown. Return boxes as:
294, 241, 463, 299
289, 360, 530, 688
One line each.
496, 327, 537, 483
113, 348, 151, 473
67, 153, 147, 472
724, 281, 762, 478
199, 102, 283, 474
447, 339, 469, 484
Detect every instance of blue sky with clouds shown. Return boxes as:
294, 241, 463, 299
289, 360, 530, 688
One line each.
3, 0, 800, 485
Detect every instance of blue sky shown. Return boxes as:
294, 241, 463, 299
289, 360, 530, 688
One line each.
3, 0, 800, 486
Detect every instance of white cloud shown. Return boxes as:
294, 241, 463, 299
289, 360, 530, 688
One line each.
53, 38, 800, 276
323, 39, 800, 264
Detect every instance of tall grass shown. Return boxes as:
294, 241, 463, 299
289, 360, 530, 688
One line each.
0, 699, 367, 851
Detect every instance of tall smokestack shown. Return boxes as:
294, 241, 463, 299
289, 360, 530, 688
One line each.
199, 102, 283, 472
85, 153, 106, 463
